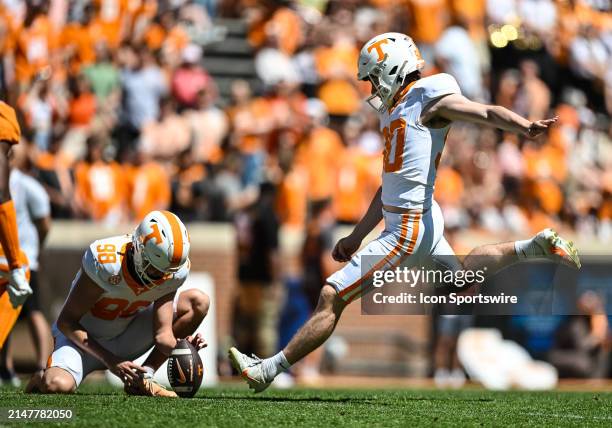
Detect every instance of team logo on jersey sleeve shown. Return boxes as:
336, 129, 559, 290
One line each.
108, 274, 122, 285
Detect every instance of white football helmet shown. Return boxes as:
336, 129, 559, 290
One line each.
357, 32, 425, 112
132, 210, 190, 285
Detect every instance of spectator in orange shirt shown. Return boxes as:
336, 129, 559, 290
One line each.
73, 136, 127, 224
248, 3, 303, 56
143, 9, 189, 65
294, 99, 344, 201
405, 0, 449, 62
7, 0, 59, 87
91, 0, 129, 49
125, 149, 170, 222
60, 3, 97, 76
68, 75, 96, 129
276, 153, 308, 229
335, 116, 382, 225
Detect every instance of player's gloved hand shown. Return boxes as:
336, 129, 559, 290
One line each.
332, 234, 361, 262
108, 359, 147, 384
185, 333, 207, 350
7, 267, 32, 308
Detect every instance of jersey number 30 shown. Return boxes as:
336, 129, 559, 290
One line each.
382, 118, 406, 173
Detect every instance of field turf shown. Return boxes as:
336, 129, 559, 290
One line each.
0, 383, 611, 427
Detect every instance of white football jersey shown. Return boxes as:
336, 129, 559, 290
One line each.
59, 234, 189, 340
379, 73, 461, 210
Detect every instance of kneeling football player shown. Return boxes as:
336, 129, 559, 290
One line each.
26, 211, 210, 397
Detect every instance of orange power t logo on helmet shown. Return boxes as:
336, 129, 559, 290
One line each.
367, 39, 389, 62
144, 223, 163, 245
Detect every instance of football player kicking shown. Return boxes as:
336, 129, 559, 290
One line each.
229, 32, 581, 392
26, 210, 210, 397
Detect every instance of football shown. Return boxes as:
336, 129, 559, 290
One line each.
167, 339, 204, 398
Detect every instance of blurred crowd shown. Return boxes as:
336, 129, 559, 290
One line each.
0, 0, 611, 240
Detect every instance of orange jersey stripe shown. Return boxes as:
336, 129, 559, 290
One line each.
338, 213, 411, 299
339, 212, 421, 301
346, 213, 421, 304
161, 211, 183, 265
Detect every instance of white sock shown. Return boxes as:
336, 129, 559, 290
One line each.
261, 351, 291, 382
514, 238, 541, 258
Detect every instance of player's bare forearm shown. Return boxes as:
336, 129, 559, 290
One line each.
351, 186, 383, 241
56, 319, 118, 367
478, 105, 531, 134
139, 293, 177, 372
56, 268, 119, 367
151, 292, 177, 357
425, 93, 557, 138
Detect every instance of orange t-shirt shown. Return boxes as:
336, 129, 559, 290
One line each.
61, 23, 97, 75
523, 143, 567, 182
335, 149, 381, 223
295, 127, 344, 200
276, 166, 308, 228
599, 199, 612, 220
10, 16, 59, 83
248, 7, 303, 55
314, 43, 359, 79
0, 6, 15, 57
74, 160, 127, 220
126, 162, 171, 221
0, 102, 20, 144
317, 79, 361, 116
69, 94, 97, 127
533, 179, 563, 215
449, 0, 486, 40
407, 0, 449, 44
90, 0, 133, 49
434, 166, 464, 206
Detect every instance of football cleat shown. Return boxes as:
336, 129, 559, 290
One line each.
228, 347, 271, 393
533, 228, 581, 269
124, 376, 178, 398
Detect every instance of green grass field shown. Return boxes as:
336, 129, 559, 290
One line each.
0, 384, 611, 427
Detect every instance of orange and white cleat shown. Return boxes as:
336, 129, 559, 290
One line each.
228, 347, 271, 393
532, 228, 581, 269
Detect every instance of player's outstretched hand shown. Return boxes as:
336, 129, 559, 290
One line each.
332, 234, 361, 262
526, 116, 558, 138
186, 333, 207, 350
109, 360, 147, 384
